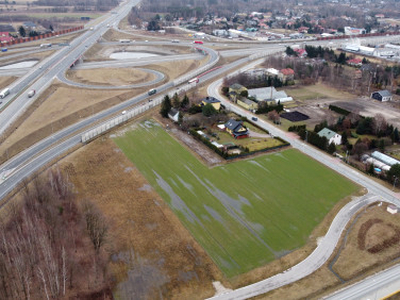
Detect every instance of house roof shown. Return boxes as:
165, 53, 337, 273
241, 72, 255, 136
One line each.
168, 108, 179, 117
318, 128, 339, 140
230, 83, 245, 90
280, 68, 294, 75
225, 119, 242, 131
348, 58, 362, 65
373, 90, 392, 97
248, 87, 289, 101
202, 96, 221, 104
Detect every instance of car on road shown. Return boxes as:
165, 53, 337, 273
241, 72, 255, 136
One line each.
121, 110, 127, 115
252, 117, 258, 121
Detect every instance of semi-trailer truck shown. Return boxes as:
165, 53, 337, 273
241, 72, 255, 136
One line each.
0, 88, 10, 99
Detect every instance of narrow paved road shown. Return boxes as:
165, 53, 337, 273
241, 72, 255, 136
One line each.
205, 78, 400, 299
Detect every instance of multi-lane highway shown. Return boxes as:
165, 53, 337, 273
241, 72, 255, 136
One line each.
2, 1, 400, 299
0, 0, 141, 133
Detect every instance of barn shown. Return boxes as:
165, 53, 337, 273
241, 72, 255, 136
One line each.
371, 90, 393, 102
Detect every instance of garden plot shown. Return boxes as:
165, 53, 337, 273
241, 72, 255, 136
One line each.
114, 120, 358, 277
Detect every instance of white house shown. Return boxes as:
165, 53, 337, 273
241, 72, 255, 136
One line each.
168, 108, 180, 122
317, 128, 342, 145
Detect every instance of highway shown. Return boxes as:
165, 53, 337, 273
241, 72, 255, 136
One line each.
0, 0, 141, 134
1, 1, 400, 298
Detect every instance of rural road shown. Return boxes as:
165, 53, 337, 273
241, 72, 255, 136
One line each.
1, 4, 400, 299
206, 78, 400, 299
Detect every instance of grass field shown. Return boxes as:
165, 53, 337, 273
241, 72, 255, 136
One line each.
114, 120, 358, 277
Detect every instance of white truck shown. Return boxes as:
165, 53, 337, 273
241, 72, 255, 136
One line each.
0, 88, 10, 99
28, 89, 36, 98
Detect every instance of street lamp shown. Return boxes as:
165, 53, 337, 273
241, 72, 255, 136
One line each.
393, 175, 398, 191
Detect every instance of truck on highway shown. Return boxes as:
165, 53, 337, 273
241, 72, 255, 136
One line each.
148, 88, 157, 96
119, 39, 131, 43
188, 77, 199, 84
40, 43, 52, 48
0, 88, 10, 99
27, 89, 36, 98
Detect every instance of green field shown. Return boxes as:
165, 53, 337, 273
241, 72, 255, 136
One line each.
114, 120, 358, 277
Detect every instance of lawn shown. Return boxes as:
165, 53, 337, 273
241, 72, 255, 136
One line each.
114, 120, 358, 277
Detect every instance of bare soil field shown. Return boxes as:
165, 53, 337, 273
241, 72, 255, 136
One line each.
66, 67, 156, 86
0, 50, 55, 67
0, 82, 146, 164
60, 132, 223, 299
0, 76, 17, 90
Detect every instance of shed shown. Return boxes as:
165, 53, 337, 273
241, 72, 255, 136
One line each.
387, 204, 398, 214
168, 108, 180, 122
371, 90, 392, 102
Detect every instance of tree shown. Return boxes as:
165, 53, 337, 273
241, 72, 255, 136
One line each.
49, 24, 54, 31
83, 202, 108, 254
202, 103, 217, 117
181, 94, 189, 109
172, 93, 180, 109
267, 110, 280, 123
353, 140, 368, 160
160, 95, 172, 118
328, 142, 336, 154
373, 113, 387, 135
388, 164, 400, 182
18, 26, 26, 37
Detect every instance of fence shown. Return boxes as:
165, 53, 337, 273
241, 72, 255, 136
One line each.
2, 26, 84, 47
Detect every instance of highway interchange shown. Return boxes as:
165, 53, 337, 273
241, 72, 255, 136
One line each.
1, 0, 400, 298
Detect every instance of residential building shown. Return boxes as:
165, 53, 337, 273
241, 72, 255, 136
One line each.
237, 97, 258, 111
371, 90, 392, 102
279, 68, 295, 81
168, 108, 180, 122
266, 68, 279, 77
224, 119, 249, 139
347, 58, 362, 67
344, 27, 366, 35
201, 96, 221, 110
317, 128, 342, 145
229, 84, 248, 102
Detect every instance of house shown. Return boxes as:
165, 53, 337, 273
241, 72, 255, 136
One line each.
347, 58, 362, 67
229, 83, 248, 102
344, 27, 366, 35
23, 21, 37, 29
294, 48, 307, 57
168, 108, 180, 122
371, 90, 392, 102
317, 128, 342, 145
224, 119, 249, 139
266, 68, 279, 77
237, 97, 258, 111
279, 68, 295, 81
201, 96, 221, 110
248, 87, 293, 103
0, 32, 13, 44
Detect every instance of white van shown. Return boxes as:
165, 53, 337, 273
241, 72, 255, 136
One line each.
0, 88, 10, 99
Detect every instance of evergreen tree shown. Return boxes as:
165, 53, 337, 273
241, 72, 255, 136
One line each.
160, 95, 172, 118
202, 103, 217, 117
172, 93, 180, 108
181, 94, 189, 109
328, 142, 336, 154
18, 26, 26, 37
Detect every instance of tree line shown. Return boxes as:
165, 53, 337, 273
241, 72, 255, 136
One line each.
0, 167, 111, 299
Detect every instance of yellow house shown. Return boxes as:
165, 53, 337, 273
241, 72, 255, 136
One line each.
224, 119, 249, 139
201, 96, 221, 110
229, 83, 247, 94
237, 97, 258, 111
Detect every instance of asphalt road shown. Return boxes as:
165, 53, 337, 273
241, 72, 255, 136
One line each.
0, 0, 140, 134
1, 7, 400, 299
325, 263, 400, 300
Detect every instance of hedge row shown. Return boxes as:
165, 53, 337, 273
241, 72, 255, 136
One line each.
329, 104, 351, 116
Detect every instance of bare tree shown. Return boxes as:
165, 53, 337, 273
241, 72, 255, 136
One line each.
373, 113, 387, 134
83, 202, 108, 253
